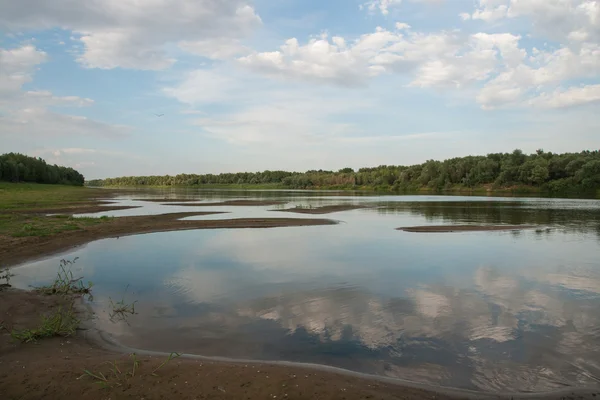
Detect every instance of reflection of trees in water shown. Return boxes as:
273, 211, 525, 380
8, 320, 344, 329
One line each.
375, 201, 600, 237
236, 267, 600, 392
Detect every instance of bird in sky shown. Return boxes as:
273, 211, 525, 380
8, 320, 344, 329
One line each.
154, 113, 164, 117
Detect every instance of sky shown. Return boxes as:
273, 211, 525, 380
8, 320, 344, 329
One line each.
0, 0, 599, 179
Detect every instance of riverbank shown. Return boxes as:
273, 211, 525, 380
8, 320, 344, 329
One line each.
3, 288, 599, 400
0, 288, 471, 400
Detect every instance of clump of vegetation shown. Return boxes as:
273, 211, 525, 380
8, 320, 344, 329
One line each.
109, 285, 137, 321
151, 352, 182, 376
82, 352, 182, 388
294, 204, 314, 210
0, 267, 15, 289
11, 305, 79, 343
0, 152, 84, 186
34, 258, 93, 298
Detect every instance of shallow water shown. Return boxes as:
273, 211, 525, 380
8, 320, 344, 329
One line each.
12, 190, 600, 392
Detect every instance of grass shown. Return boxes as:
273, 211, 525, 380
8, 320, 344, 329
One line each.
81, 352, 182, 388
10, 304, 80, 343
34, 259, 93, 298
0, 183, 115, 238
0, 214, 111, 238
0, 182, 105, 210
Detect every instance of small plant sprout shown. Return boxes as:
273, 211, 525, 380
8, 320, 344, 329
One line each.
80, 352, 183, 389
152, 352, 182, 376
109, 285, 138, 321
82, 369, 110, 388
129, 353, 140, 377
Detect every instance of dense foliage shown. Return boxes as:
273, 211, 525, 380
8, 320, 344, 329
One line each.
87, 149, 600, 195
0, 153, 85, 186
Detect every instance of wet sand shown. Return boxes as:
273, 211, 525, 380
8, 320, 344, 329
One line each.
273, 204, 369, 214
131, 198, 206, 202
398, 225, 537, 233
163, 200, 288, 206
0, 289, 468, 400
1, 289, 598, 400
0, 212, 337, 267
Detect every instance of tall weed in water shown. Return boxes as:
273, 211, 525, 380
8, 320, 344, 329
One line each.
35, 258, 93, 297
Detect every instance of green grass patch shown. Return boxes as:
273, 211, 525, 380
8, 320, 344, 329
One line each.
11, 305, 80, 343
0, 182, 104, 210
81, 352, 182, 389
0, 214, 111, 238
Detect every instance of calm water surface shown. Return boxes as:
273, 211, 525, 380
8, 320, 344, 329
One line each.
12, 190, 600, 393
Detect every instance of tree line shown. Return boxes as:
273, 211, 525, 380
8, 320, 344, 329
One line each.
0, 153, 85, 186
86, 149, 600, 195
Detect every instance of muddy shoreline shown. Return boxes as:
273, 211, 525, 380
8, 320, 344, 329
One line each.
1, 288, 598, 400
398, 225, 538, 233
0, 212, 337, 267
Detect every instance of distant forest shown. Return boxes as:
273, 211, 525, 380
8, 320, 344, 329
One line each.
87, 149, 600, 195
0, 153, 85, 186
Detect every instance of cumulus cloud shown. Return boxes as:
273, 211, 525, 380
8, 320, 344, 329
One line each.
477, 42, 600, 108
0, 45, 46, 98
465, 0, 600, 43
238, 3, 598, 109
527, 84, 600, 108
237, 28, 526, 90
0, 0, 262, 70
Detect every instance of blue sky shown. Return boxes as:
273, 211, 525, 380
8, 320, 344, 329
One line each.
0, 0, 599, 179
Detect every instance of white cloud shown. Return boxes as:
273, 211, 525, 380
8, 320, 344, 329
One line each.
477, 42, 600, 108
360, 0, 403, 15
0, 108, 130, 138
466, 0, 600, 43
0, 45, 46, 98
237, 29, 527, 91
179, 38, 250, 60
528, 84, 600, 108
0, 0, 262, 70
23, 91, 94, 107
163, 68, 239, 104
360, 0, 442, 15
